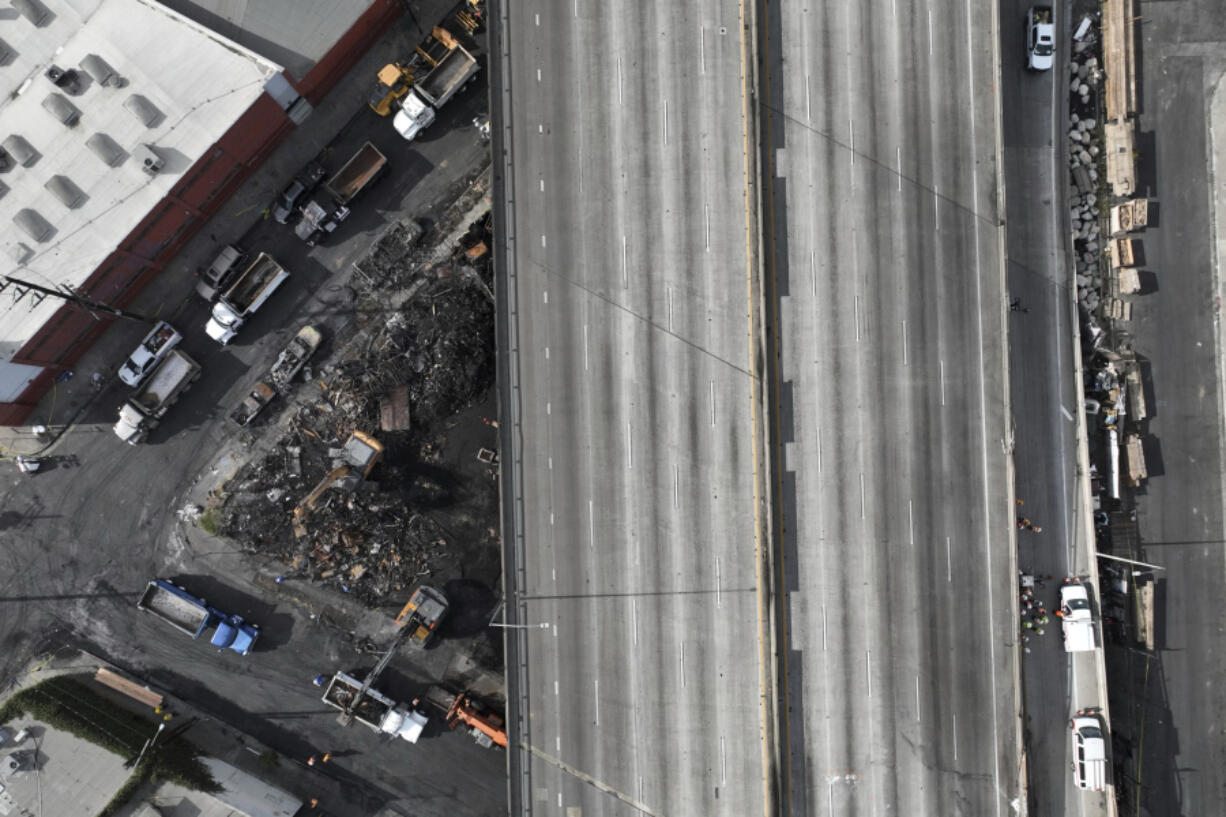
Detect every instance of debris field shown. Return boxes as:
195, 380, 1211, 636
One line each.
215, 184, 499, 608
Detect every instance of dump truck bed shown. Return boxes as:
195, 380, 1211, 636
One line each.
137, 580, 210, 636
133, 350, 198, 412
326, 142, 388, 203
323, 672, 394, 728
222, 253, 284, 311
418, 46, 477, 106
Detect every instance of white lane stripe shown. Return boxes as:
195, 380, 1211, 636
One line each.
622, 235, 628, 288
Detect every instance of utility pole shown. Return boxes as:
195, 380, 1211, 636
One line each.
1, 274, 154, 324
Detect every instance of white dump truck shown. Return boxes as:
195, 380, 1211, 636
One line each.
393, 34, 479, 141
205, 253, 289, 344
113, 349, 201, 444
321, 672, 428, 743
294, 143, 388, 246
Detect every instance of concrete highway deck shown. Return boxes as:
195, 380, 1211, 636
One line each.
493, 0, 773, 814
762, 0, 1020, 814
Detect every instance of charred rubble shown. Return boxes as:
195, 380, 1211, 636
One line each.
212, 190, 498, 607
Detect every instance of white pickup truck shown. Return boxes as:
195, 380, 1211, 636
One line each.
118, 321, 181, 387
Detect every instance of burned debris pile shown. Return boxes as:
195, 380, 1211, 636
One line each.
214, 204, 497, 606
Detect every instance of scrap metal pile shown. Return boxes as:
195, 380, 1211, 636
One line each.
215, 208, 496, 605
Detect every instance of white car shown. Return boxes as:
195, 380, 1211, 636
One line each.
1070, 713, 1107, 791
1059, 578, 1097, 652
118, 321, 182, 386
1027, 7, 1055, 71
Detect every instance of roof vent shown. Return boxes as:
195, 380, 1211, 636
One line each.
80, 54, 124, 87
45, 175, 85, 209
13, 209, 53, 243
2, 135, 37, 167
133, 144, 163, 175
7, 242, 32, 265
123, 94, 163, 128
44, 65, 80, 93
85, 132, 124, 167
12, 0, 51, 27
41, 93, 80, 127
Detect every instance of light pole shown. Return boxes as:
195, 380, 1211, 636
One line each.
127, 721, 165, 769
490, 621, 550, 630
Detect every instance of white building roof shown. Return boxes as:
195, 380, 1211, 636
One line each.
0, 0, 282, 359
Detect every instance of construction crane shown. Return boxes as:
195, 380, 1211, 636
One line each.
424, 686, 507, 748
335, 585, 448, 726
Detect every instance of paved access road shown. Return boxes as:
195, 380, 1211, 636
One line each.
493, 0, 772, 814
998, 2, 1109, 816
0, 40, 505, 817
762, 0, 1019, 814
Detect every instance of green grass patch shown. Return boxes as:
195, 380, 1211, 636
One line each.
0, 676, 219, 816
198, 508, 222, 536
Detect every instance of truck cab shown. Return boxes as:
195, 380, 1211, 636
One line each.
210, 612, 260, 655
393, 92, 435, 141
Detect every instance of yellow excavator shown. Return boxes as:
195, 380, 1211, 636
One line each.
291, 431, 384, 537
369, 62, 415, 116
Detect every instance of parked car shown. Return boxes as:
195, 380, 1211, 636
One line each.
117, 321, 182, 387
272, 161, 326, 224
195, 244, 246, 301
1026, 6, 1055, 71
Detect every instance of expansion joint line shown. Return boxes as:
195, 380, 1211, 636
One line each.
523, 743, 662, 817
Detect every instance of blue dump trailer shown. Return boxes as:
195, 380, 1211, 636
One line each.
136, 579, 259, 655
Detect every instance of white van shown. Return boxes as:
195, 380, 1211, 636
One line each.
1060, 578, 1098, 652
195, 244, 245, 301
1071, 713, 1108, 791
